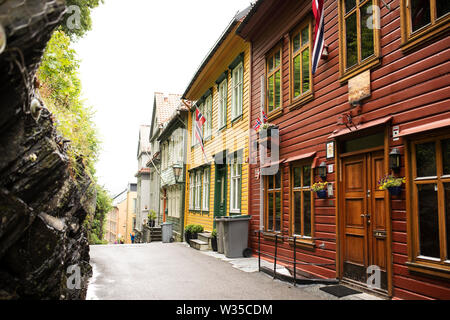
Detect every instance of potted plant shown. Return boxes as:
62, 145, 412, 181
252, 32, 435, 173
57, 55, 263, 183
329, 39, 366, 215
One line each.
258, 123, 278, 147
184, 224, 193, 243
378, 175, 406, 196
211, 229, 218, 252
147, 210, 157, 228
312, 181, 328, 199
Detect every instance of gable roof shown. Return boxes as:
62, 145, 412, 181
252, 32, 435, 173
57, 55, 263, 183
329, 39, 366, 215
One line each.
181, 5, 252, 100
150, 92, 182, 141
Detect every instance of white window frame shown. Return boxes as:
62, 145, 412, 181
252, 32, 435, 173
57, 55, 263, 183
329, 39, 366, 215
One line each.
218, 79, 227, 129
231, 62, 244, 120
189, 173, 194, 210
203, 97, 212, 139
230, 162, 241, 214
202, 168, 210, 211
195, 171, 202, 210
192, 111, 197, 147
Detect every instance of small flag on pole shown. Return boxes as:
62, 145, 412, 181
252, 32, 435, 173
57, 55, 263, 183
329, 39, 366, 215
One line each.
262, 111, 268, 123
253, 117, 262, 132
195, 108, 208, 162
312, 0, 325, 75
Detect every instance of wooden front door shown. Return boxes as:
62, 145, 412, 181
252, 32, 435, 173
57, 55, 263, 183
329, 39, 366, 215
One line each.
341, 150, 388, 290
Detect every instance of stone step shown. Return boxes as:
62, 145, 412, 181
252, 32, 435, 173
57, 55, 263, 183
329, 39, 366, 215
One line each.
197, 232, 212, 244
189, 239, 209, 251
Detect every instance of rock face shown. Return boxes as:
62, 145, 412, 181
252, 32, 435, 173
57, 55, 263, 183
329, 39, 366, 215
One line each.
0, 0, 94, 299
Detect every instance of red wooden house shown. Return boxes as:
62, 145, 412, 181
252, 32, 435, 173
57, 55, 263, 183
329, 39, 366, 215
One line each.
237, 0, 450, 299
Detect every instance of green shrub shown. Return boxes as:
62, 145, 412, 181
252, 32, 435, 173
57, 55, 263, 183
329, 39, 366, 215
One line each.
185, 224, 204, 234
211, 229, 217, 238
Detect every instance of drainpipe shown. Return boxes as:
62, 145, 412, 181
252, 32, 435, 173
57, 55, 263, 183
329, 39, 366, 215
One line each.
259, 75, 265, 231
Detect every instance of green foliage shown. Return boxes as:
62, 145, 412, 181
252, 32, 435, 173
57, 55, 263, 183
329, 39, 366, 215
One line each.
185, 224, 204, 234
211, 229, 217, 238
38, 30, 99, 179
148, 210, 157, 221
60, 0, 104, 40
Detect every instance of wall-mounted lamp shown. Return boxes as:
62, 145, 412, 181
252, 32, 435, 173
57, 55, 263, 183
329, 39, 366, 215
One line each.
317, 161, 327, 181
389, 148, 401, 173
321, 44, 329, 60
173, 164, 183, 183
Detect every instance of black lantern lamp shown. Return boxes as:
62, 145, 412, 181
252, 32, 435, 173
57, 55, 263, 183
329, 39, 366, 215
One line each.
389, 148, 401, 173
173, 164, 183, 183
317, 162, 327, 181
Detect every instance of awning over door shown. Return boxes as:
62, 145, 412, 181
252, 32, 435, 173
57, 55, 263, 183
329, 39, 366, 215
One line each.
328, 116, 392, 139
398, 118, 450, 137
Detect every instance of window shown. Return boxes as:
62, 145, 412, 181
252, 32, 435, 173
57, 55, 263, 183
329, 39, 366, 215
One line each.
291, 164, 313, 238
195, 171, 202, 210
202, 168, 210, 211
266, 46, 282, 114
231, 63, 243, 120
409, 135, 450, 276
189, 173, 194, 210
133, 198, 137, 213
401, 0, 450, 50
203, 96, 213, 139
191, 111, 197, 147
230, 161, 242, 214
218, 79, 228, 129
339, 0, 380, 80
266, 170, 282, 232
291, 20, 312, 103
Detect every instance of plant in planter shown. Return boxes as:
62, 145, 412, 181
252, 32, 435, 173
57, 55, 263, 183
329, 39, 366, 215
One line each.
378, 175, 406, 196
312, 181, 328, 199
184, 224, 204, 244
147, 210, 157, 228
211, 229, 218, 252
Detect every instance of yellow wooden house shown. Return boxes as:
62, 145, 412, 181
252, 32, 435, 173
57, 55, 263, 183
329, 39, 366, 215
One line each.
182, 7, 251, 234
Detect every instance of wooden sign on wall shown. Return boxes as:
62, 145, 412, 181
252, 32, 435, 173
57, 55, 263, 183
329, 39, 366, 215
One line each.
348, 70, 371, 104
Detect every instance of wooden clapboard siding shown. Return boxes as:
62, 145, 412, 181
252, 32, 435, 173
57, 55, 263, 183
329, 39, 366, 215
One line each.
244, 0, 450, 299
184, 23, 251, 233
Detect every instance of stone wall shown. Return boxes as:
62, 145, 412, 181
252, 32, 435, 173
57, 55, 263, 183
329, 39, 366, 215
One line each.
0, 0, 94, 300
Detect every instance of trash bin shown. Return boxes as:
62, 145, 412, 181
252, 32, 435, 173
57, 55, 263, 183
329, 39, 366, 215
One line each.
214, 217, 226, 254
161, 222, 173, 243
222, 215, 251, 258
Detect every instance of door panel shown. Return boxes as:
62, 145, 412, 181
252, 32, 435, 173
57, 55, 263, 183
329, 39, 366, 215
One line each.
341, 151, 387, 290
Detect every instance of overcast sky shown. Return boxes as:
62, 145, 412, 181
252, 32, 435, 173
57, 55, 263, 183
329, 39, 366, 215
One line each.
73, 0, 253, 197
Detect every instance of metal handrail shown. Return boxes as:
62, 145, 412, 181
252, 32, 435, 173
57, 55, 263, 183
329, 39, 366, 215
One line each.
254, 230, 337, 285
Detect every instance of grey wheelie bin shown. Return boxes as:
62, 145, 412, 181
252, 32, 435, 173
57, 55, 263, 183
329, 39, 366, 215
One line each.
214, 217, 226, 254
222, 215, 251, 258
161, 222, 173, 243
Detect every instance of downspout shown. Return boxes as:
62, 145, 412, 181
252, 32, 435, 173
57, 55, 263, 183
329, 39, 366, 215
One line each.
259, 75, 265, 231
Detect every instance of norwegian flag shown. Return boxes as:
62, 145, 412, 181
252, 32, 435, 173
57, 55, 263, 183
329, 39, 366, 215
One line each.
253, 117, 262, 132
262, 111, 268, 123
312, 0, 325, 75
195, 108, 208, 162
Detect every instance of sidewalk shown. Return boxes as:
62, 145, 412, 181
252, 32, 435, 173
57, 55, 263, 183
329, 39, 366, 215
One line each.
188, 242, 385, 301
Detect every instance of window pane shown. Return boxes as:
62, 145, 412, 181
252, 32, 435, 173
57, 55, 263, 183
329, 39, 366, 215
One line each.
268, 75, 274, 112
444, 183, 450, 260
268, 175, 274, 190
416, 142, 436, 177
436, 1, 450, 19
294, 192, 301, 235
417, 184, 440, 259
275, 192, 281, 231
303, 165, 311, 187
268, 193, 274, 230
274, 70, 281, 109
410, 0, 431, 32
275, 170, 281, 189
301, 49, 310, 92
360, 1, 374, 60
268, 57, 273, 72
293, 55, 301, 98
275, 50, 281, 68
304, 191, 311, 237
294, 167, 301, 188
301, 27, 309, 46
442, 139, 450, 175
293, 33, 301, 53
346, 12, 358, 68
345, 0, 356, 13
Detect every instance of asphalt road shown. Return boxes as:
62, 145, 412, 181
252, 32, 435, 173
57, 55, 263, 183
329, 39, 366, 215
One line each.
87, 242, 329, 300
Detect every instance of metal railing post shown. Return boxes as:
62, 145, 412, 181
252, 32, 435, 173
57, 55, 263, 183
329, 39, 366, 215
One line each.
273, 234, 278, 279
293, 236, 297, 287
258, 230, 261, 272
